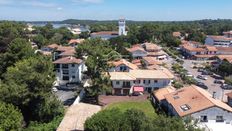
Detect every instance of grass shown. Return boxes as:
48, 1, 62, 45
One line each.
105, 100, 157, 118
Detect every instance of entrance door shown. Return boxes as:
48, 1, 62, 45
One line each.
123, 89, 130, 95
147, 87, 152, 93
114, 89, 122, 95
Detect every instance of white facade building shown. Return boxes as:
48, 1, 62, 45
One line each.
53, 56, 85, 86
109, 68, 174, 95
153, 85, 232, 127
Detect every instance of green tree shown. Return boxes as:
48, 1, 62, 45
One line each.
218, 60, 232, 76
0, 56, 63, 123
0, 21, 27, 52
0, 101, 23, 130
79, 31, 90, 39
33, 34, 47, 49
0, 38, 34, 77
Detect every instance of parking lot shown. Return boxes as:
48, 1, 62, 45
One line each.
182, 60, 231, 101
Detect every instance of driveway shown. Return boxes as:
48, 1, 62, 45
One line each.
55, 90, 77, 106
57, 103, 101, 131
182, 60, 229, 101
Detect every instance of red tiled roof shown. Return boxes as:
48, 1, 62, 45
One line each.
47, 43, 59, 49
109, 59, 138, 70
68, 39, 85, 44
173, 32, 181, 37
53, 57, 82, 64
126, 46, 146, 53
207, 35, 232, 41
216, 47, 232, 52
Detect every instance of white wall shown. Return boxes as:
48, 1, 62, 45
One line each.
109, 64, 130, 72
112, 79, 171, 90
56, 63, 83, 85
191, 106, 232, 123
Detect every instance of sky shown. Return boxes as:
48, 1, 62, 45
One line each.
0, 0, 232, 21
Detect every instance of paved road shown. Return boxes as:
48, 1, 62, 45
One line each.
182, 60, 229, 101
55, 90, 76, 105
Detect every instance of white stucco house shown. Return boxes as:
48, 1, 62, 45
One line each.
53, 56, 86, 86
152, 85, 232, 126
109, 68, 174, 95
108, 59, 138, 72
205, 31, 232, 47
126, 45, 148, 59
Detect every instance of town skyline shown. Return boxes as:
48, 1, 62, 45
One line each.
0, 0, 232, 21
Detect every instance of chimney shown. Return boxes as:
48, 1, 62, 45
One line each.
213, 92, 216, 99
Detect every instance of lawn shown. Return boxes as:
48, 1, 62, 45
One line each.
105, 100, 157, 118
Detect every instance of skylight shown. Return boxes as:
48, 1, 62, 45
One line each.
180, 104, 191, 112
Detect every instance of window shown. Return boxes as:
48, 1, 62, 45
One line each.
216, 116, 224, 122
62, 64, 68, 69
200, 116, 208, 122
116, 81, 120, 85
154, 80, 158, 83
71, 64, 75, 67
143, 80, 146, 84
63, 76, 69, 80
72, 76, 75, 79
180, 104, 191, 112
63, 70, 69, 75
148, 80, 151, 84
173, 95, 180, 100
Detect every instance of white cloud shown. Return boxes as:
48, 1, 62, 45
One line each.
57, 7, 63, 10
0, 0, 59, 8
71, 0, 103, 4
21, 1, 57, 8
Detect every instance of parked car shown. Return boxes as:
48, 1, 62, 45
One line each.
221, 84, 232, 90
197, 75, 208, 80
211, 74, 223, 80
198, 68, 204, 72
201, 70, 213, 75
52, 87, 58, 92
214, 79, 224, 84
196, 82, 208, 89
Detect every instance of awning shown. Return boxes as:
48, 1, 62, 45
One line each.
133, 86, 144, 92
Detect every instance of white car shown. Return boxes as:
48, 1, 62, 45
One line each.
197, 75, 207, 80
52, 87, 58, 92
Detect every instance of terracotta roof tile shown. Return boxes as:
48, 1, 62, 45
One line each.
53, 56, 82, 64
164, 85, 232, 117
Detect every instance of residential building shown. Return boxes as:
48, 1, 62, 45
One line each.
142, 56, 162, 70
108, 59, 138, 72
68, 39, 85, 47
216, 47, 232, 55
126, 45, 147, 59
143, 42, 168, 60
53, 46, 75, 60
90, 19, 127, 40
53, 56, 85, 85
205, 31, 232, 47
180, 42, 218, 60
109, 68, 174, 95
152, 85, 232, 124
